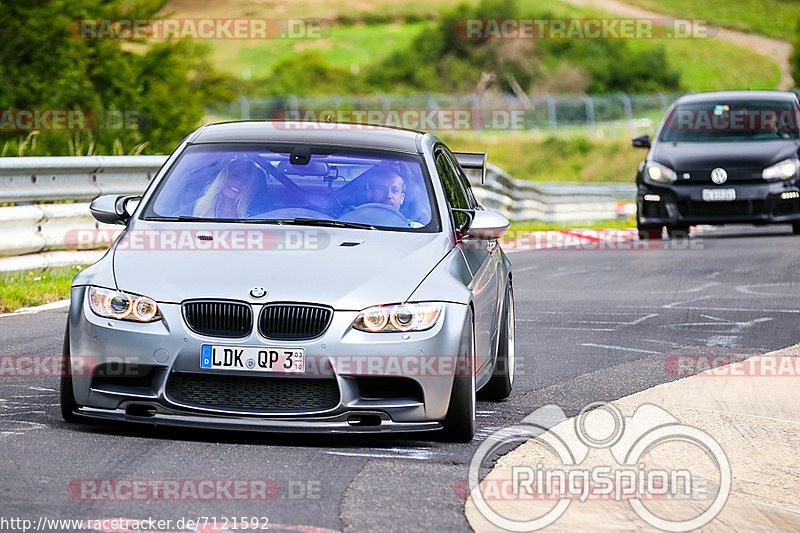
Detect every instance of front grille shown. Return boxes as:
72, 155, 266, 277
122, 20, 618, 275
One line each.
183, 300, 252, 338
259, 303, 333, 340
673, 169, 763, 185
165, 372, 339, 412
677, 200, 764, 218
774, 199, 800, 217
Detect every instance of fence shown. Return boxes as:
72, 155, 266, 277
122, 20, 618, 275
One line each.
209, 92, 681, 137
0, 156, 634, 271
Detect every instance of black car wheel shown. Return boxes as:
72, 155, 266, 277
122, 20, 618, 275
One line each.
793, 223, 800, 235
638, 225, 663, 241
59, 324, 82, 423
479, 282, 515, 401
666, 225, 690, 239
439, 306, 476, 442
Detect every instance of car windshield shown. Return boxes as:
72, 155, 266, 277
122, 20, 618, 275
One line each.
142, 144, 437, 231
660, 100, 800, 142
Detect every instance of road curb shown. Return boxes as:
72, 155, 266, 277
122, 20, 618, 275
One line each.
465, 345, 800, 531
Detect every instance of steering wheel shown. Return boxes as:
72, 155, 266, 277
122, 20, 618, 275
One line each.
253, 207, 334, 219
348, 202, 411, 225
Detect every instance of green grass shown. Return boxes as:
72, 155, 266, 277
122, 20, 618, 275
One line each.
624, 0, 800, 41
172, 0, 782, 92
627, 35, 781, 91
0, 266, 83, 313
443, 133, 646, 182
213, 22, 432, 78
544, 0, 781, 91
509, 218, 635, 233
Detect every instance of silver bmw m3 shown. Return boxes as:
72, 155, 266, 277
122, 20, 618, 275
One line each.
61, 121, 514, 441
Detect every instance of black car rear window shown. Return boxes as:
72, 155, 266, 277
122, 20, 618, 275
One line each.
660, 100, 800, 142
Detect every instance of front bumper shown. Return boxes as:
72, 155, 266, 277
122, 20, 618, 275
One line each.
67, 286, 468, 434
637, 181, 800, 226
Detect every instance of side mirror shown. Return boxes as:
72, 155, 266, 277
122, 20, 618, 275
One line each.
631, 134, 651, 148
90, 195, 140, 225
464, 210, 510, 239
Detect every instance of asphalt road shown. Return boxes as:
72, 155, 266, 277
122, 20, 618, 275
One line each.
2, 224, 800, 532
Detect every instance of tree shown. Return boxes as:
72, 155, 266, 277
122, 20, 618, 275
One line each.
0, 0, 234, 155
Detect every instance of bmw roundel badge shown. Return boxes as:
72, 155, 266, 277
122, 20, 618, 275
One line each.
250, 287, 267, 298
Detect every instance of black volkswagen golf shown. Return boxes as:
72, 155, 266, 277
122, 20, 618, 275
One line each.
633, 90, 800, 239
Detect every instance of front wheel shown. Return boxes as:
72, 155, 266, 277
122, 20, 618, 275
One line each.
792, 223, 800, 235
439, 307, 476, 442
479, 283, 515, 400
638, 225, 663, 241
666, 225, 690, 240
59, 324, 81, 423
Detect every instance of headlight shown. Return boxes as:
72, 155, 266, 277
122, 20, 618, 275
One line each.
645, 162, 677, 183
353, 303, 442, 332
88, 287, 161, 322
762, 158, 800, 181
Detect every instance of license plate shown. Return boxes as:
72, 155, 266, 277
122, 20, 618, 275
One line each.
702, 188, 736, 202
200, 345, 305, 373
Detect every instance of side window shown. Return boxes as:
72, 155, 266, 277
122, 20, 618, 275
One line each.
444, 150, 478, 208
435, 149, 471, 229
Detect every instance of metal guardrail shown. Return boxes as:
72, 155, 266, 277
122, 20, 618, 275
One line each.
0, 155, 165, 203
0, 156, 632, 269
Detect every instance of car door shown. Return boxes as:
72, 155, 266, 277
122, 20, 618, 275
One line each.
434, 146, 499, 377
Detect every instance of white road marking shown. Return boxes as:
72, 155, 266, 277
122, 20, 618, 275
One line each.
664, 316, 772, 333
0, 299, 70, 318
735, 282, 800, 296
705, 336, 740, 346
579, 343, 660, 354
325, 448, 435, 460
660, 296, 712, 308
645, 282, 719, 294
521, 313, 657, 332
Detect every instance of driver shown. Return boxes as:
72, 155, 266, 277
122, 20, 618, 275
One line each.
365, 171, 405, 212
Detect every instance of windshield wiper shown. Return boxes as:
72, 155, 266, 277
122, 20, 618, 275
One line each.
274, 218, 376, 230
146, 216, 375, 229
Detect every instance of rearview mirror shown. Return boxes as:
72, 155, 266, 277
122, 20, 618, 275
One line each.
631, 134, 651, 148
464, 210, 510, 239
90, 195, 140, 225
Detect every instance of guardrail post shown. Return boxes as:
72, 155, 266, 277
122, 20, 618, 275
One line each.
582, 94, 595, 138
545, 94, 557, 133
620, 93, 633, 128
238, 97, 250, 120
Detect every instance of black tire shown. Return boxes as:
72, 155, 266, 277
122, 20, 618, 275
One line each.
792, 223, 800, 235
638, 226, 663, 241
439, 307, 476, 442
479, 282, 515, 401
666, 225, 689, 239
59, 323, 81, 423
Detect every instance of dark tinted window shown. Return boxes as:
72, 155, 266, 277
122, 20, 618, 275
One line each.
435, 150, 471, 229
660, 100, 800, 142
143, 144, 437, 231
444, 150, 478, 208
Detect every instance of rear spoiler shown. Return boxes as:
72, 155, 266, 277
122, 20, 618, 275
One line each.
453, 151, 487, 184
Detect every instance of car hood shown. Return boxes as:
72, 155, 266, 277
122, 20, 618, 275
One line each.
112, 224, 450, 310
651, 139, 800, 170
